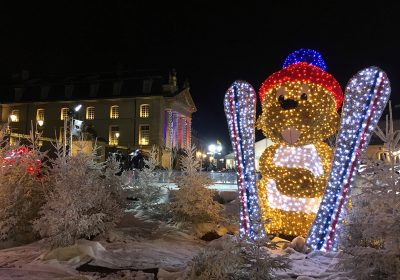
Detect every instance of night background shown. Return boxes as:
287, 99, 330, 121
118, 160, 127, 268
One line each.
1, 1, 399, 153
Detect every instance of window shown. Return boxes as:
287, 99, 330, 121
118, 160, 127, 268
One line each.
40, 85, 50, 99
109, 126, 119, 145
10, 110, 20, 122
61, 108, 69, 120
139, 125, 150, 145
110, 105, 119, 119
143, 79, 153, 93
65, 84, 74, 98
113, 80, 123, 95
86, 106, 95, 120
36, 109, 45, 121
140, 104, 150, 118
90, 83, 99, 97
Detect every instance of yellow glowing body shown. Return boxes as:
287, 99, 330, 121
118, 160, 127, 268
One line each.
257, 81, 339, 237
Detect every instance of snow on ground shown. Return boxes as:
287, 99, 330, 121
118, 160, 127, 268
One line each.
0, 212, 353, 279
272, 248, 353, 280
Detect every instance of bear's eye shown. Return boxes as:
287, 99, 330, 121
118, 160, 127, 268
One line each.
300, 93, 307, 100
277, 95, 284, 103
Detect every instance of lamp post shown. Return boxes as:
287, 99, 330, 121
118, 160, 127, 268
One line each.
35, 119, 44, 138
208, 142, 223, 170
115, 132, 120, 146
63, 104, 82, 156
7, 114, 17, 135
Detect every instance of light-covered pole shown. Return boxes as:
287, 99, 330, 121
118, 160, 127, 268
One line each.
64, 104, 82, 157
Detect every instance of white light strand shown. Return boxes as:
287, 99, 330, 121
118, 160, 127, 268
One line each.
307, 66, 391, 252
273, 145, 324, 177
224, 80, 265, 240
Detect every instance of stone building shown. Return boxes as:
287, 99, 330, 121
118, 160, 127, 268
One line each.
0, 69, 197, 168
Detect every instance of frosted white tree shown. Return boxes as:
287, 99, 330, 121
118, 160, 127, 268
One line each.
340, 101, 400, 280
33, 140, 126, 247
131, 145, 166, 213
168, 145, 223, 225
0, 127, 47, 242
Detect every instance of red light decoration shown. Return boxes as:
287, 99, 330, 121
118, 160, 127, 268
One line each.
2, 146, 42, 175
259, 62, 344, 110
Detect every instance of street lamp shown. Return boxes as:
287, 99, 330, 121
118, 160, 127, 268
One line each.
7, 114, 17, 134
63, 104, 82, 156
115, 132, 120, 146
208, 142, 223, 170
35, 119, 44, 141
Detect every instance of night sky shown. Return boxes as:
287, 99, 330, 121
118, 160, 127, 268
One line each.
1, 2, 400, 153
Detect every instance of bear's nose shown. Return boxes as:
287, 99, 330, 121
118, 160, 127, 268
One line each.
280, 98, 298, 110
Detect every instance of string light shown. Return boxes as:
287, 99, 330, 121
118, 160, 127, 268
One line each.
307, 67, 391, 252
224, 49, 390, 248
259, 62, 343, 110
224, 80, 264, 240
256, 49, 342, 237
3, 146, 41, 175
283, 49, 327, 71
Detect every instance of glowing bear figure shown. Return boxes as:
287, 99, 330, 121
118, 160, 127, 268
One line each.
256, 49, 344, 237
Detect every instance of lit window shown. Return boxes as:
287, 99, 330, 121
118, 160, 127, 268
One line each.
140, 104, 150, 118
109, 126, 119, 145
86, 106, 95, 120
10, 110, 20, 122
36, 109, 45, 121
110, 105, 119, 119
61, 108, 69, 120
139, 125, 150, 145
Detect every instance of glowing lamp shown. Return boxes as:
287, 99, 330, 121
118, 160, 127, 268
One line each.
74, 104, 82, 112
9, 114, 17, 122
208, 144, 216, 153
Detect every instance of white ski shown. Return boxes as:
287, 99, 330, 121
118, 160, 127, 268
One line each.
224, 80, 264, 240
307, 67, 391, 251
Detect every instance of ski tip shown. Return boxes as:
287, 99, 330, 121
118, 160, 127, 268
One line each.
224, 80, 256, 100
346, 66, 391, 95
229, 80, 255, 90
349, 66, 389, 82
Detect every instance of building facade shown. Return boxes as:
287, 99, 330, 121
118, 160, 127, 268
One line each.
0, 70, 197, 168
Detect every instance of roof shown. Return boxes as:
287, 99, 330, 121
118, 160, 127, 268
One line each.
0, 70, 181, 103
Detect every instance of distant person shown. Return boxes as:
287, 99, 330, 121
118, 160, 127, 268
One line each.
115, 150, 125, 176
132, 149, 145, 170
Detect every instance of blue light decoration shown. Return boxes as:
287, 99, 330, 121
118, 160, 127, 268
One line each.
283, 49, 327, 71
307, 66, 391, 251
224, 81, 265, 240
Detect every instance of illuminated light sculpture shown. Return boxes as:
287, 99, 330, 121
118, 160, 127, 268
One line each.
224, 81, 264, 240
307, 67, 391, 252
283, 48, 327, 71
224, 49, 391, 250
256, 49, 343, 237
